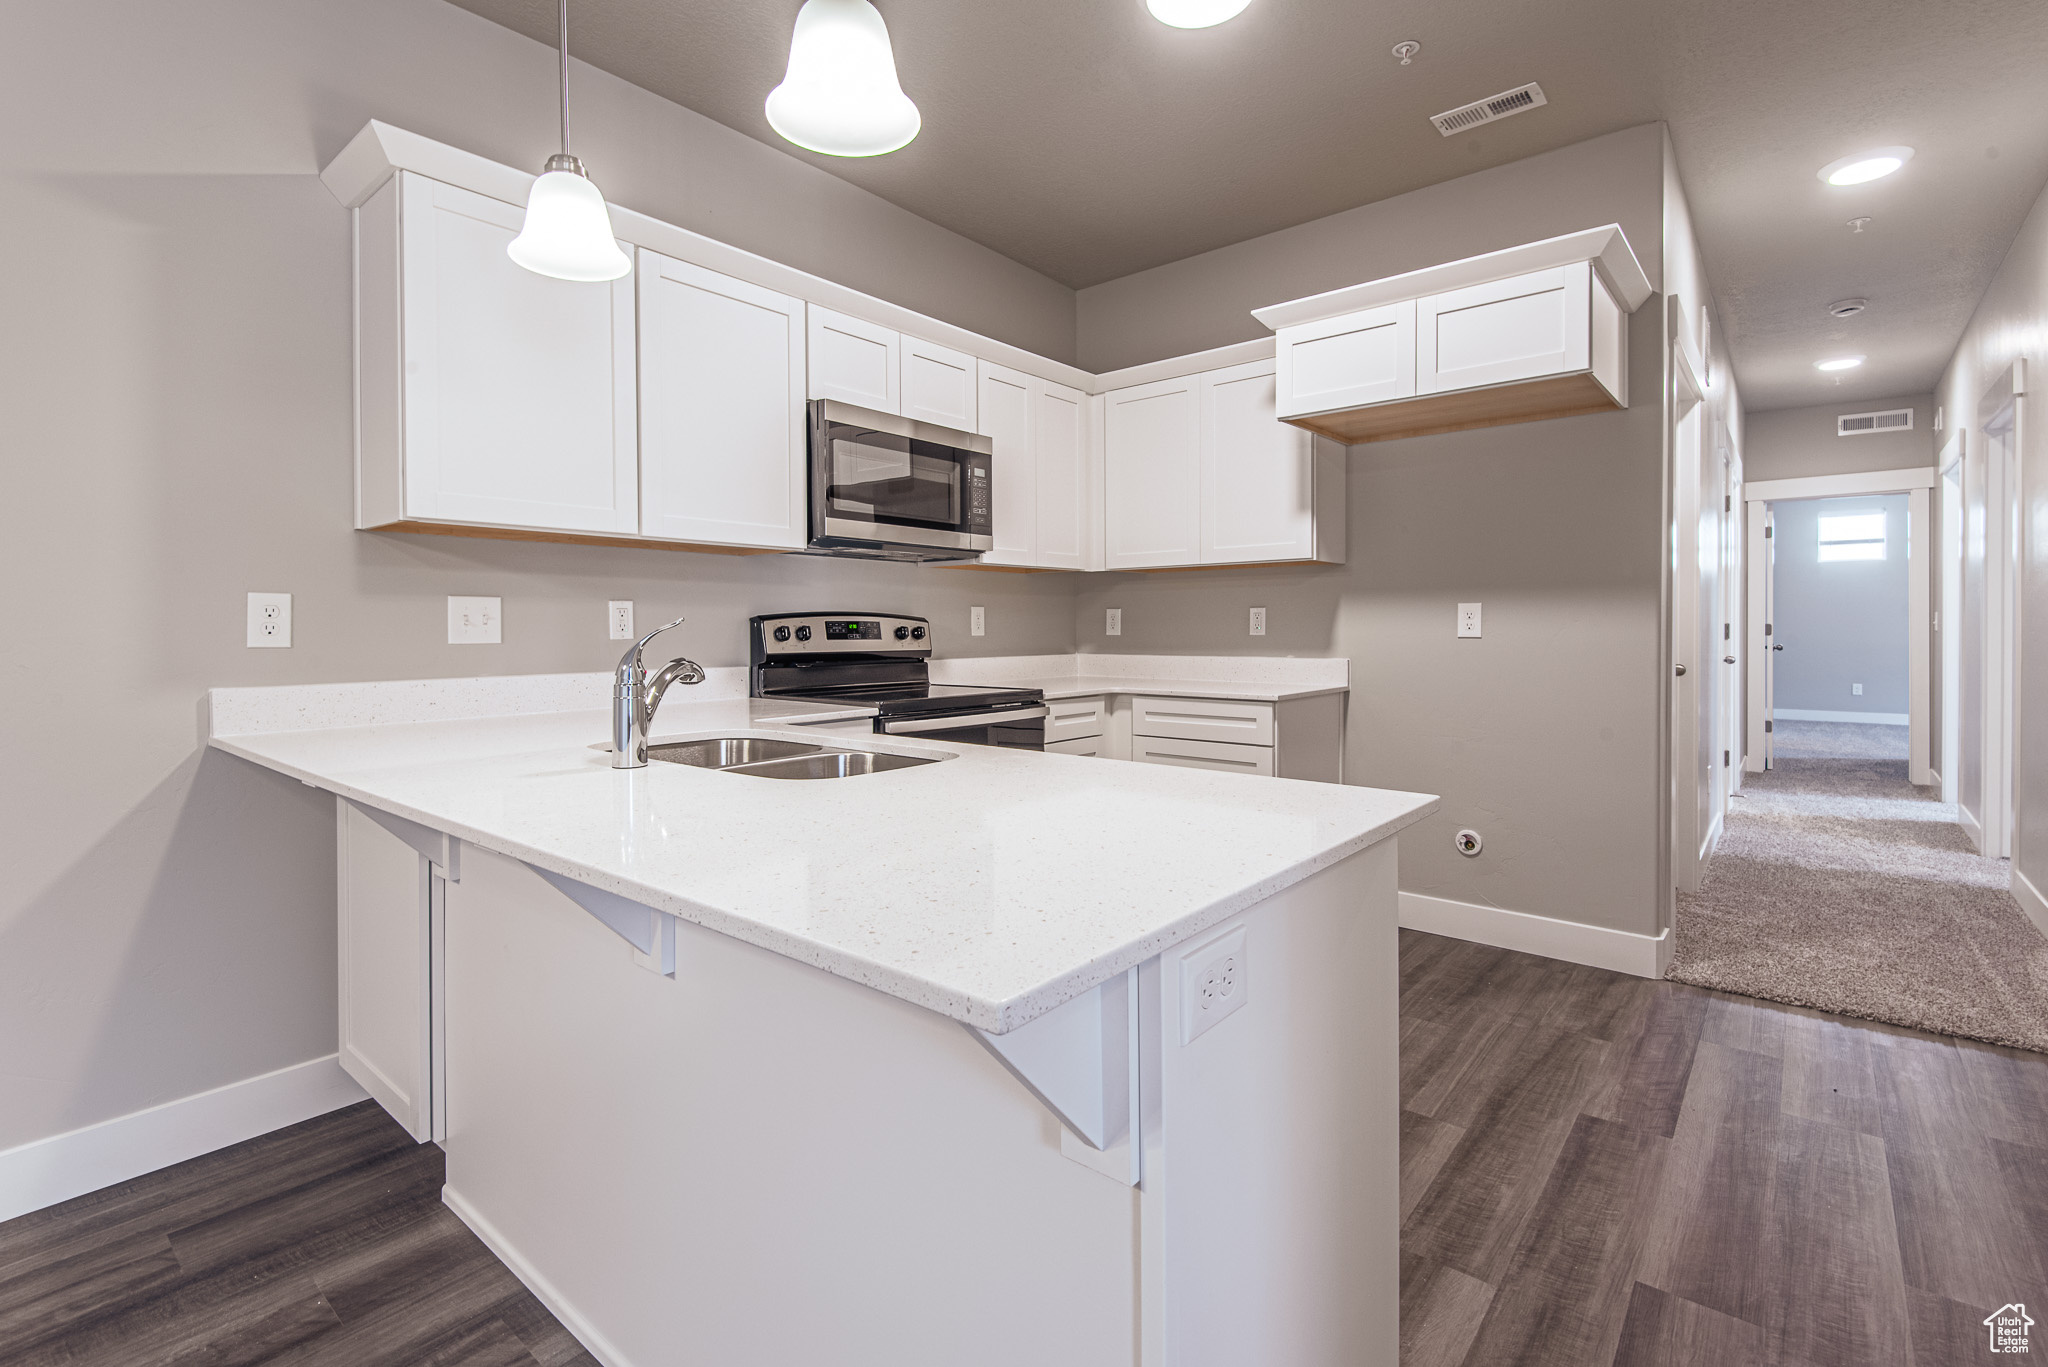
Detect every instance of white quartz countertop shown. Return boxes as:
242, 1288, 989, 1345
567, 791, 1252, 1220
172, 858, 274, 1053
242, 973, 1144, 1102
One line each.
208, 672, 1430, 1034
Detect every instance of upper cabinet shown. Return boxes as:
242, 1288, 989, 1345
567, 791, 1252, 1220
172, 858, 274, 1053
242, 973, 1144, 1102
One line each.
1103, 375, 1203, 570
978, 362, 1089, 570
357, 173, 638, 535
903, 336, 978, 431
638, 250, 807, 550
809, 306, 979, 433
1255, 225, 1651, 446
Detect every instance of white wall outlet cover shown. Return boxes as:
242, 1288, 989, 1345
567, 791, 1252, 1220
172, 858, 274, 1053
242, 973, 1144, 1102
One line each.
1852, 683, 1863, 695
1105, 607, 1123, 636
1457, 602, 1482, 638
970, 605, 986, 637
1249, 607, 1267, 636
448, 596, 502, 645
608, 600, 635, 641
1179, 924, 1248, 1045
246, 592, 291, 648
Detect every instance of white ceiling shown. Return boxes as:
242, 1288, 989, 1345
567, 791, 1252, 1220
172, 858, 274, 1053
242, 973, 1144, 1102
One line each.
449, 0, 2048, 410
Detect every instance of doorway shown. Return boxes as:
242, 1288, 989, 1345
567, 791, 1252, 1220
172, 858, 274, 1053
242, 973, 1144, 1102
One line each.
1940, 438, 1962, 804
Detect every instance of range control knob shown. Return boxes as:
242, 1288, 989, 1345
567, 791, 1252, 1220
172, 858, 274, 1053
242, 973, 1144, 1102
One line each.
894, 626, 911, 640
772, 625, 791, 642
794, 625, 812, 642
910, 626, 926, 640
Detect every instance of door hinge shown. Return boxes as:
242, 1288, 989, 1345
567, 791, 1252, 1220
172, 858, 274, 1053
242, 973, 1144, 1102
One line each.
1724, 623, 1731, 640
1725, 495, 1732, 512
1765, 525, 1773, 538
1724, 749, 1730, 767
1765, 623, 1773, 636
1765, 720, 1773, 733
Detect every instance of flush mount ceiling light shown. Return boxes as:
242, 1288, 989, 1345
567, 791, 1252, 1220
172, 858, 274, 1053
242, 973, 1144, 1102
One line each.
766, 0, 921, 157
1815, 356, 1866, 372
1146, 0, 1252, 28
1818, 146, 1914, 186
507, 0, 631, 282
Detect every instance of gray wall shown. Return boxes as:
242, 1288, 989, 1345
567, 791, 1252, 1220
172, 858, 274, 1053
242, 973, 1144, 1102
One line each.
1769, 496, 1910, 717
0, 0, 1079, 1153
1743, 396, 1936, 482
1071, 126, 1677, 937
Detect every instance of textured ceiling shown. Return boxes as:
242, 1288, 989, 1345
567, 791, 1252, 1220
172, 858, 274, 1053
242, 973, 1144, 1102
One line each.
448, 0, 2048, 410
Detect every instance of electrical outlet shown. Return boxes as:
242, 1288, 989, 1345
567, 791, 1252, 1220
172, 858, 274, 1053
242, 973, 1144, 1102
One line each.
1249, 606, 1267, 637
246, 592, 291, 648
1457, 602, 1482, 638
1179, 925, 1248, 1045
970, 605, 986, 637
609, 600, 635, 641
1852, 683, 1863, 696
448, 596, 502, 645
1105, 607, 1122, 637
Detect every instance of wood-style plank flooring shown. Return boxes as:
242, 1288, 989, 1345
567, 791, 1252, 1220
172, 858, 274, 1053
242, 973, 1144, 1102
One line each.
5, 931, 2043, 1365
1400, 929, 2048, 1367
0, 1102, 597, 1366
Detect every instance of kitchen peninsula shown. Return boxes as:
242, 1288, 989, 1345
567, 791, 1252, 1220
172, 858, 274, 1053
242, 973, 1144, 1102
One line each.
209, 672, 1434, 1367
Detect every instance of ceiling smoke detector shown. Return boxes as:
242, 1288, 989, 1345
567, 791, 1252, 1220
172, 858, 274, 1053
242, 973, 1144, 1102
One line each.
1828, 298, 1869, 318
1430, 83, 1547, 137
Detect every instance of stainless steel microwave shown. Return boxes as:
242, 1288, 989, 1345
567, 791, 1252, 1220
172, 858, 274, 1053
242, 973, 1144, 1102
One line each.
807, 400, 994, 562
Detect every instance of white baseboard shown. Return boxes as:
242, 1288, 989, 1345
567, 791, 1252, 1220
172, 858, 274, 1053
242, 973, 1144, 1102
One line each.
1399, 891, 1670, 979
2012, 866, 2048, 938
1961, 804, 1986, 854
444, 1184, 632, 1367
0, 1055, 367, 1225
1772, 709, 1909, 726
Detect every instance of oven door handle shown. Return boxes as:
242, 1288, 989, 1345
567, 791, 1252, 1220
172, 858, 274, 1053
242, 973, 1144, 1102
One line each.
879, 705, 1049, 734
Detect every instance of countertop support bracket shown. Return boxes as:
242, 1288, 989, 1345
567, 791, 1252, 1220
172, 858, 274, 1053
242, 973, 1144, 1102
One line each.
348, 799, 460, 882
972, 967, 1140, 1186
526, 865, 678, 977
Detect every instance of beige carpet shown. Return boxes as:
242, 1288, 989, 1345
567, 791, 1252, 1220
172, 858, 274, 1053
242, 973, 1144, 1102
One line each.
1669, 739, 2048, 1053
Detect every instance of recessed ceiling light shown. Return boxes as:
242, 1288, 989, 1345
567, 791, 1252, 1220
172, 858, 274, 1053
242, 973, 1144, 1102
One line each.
1828, 298, 1869, 318
1818, 147, 1914, 186
1146, 0, 1251, 28
1816, 356, 1866, 372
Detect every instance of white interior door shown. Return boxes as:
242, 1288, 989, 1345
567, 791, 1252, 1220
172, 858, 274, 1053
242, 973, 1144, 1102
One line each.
1941, 443, 1963, 803
1962, 409, 2015, 856
1745, 500, 1771, 773
1670, 338, 1707, 894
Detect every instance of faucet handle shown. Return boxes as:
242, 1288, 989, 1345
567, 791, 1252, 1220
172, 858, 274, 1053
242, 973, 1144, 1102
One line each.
617, 615, 687, 677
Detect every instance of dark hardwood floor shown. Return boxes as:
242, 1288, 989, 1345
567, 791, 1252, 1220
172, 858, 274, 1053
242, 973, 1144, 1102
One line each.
5, 929, 2043, 1365
0, 1102, 597, 1366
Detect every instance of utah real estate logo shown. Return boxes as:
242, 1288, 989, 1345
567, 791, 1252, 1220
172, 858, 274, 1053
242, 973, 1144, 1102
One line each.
1985, 1303, 2033, 1354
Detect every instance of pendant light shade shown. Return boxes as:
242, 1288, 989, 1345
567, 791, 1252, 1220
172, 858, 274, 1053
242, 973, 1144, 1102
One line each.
1146, 0, 1252, 28
509, 0, 630, 282
766, 0, 921, 158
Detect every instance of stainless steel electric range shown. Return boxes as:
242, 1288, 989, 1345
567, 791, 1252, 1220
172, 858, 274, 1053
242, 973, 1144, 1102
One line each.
749, 613, 1047, 749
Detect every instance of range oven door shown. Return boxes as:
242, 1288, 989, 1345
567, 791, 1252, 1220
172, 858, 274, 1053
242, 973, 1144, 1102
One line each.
877, 705, 1048, 750
809, 400, 994, 560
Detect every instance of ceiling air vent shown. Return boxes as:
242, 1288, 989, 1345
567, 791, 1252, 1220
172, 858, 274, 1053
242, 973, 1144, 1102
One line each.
1838, 408, 1913, 436
1431, 83, 1548, 137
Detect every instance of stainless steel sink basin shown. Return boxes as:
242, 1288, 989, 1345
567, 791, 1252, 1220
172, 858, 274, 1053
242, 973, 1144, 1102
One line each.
648, 737, 824, 769
723, 750, 938, 780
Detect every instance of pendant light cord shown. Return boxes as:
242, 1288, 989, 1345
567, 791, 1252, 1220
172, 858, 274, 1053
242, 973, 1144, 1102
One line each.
557, 0, 571, 156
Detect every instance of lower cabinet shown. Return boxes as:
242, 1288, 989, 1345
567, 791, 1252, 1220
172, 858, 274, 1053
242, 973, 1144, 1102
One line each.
335, 799, 441, 1143
1127, 694, 1345, 783
1132, 734, 1276, 776
1044, 735, 1107, 757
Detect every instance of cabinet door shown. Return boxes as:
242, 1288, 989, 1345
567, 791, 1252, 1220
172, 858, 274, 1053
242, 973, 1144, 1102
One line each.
1044, 735, 1107, 757
1033, 380, 1088, 570
337, 799, 434, 1142
977, 361, 1036, 566
808, 306, 899, 412
399, 174, 637, 533
638, 251, 808, 548
1417, 263, 1589, 395
1044, 695, 1108, 743
1275, 300, 1415, 417
1199, 360, 1317, 565
1103, 375, 1202, 570
1132, 735, 1275, 777
902, 337, 977, 431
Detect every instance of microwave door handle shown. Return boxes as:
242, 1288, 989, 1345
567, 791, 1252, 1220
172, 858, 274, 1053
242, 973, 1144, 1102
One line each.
879, 705, 1049, 734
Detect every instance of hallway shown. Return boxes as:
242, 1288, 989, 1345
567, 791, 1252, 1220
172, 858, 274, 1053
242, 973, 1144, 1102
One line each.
1670, 723, 2048, 1053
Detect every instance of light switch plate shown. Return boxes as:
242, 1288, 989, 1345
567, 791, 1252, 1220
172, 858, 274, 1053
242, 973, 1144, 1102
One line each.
970, 605, 986, 637
1180, 925, 1248, 1045
1106, 607, 1122, 636
448, 596, 502, 645
1457, 603, 1482, 638
609, 600, 634, 641
247, 592, 291, 648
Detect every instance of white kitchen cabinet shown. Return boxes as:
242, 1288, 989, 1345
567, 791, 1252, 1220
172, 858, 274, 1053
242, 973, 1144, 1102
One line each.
336, 799, 439, 1143
1043, 695, 1108, 744
1274, 301, 1415, 417
1132, 695, 1275, 746
638, 250, 808, 549
1200, 360, 1345, 566
1133, 735, 1277, 777
902, 336, 977, 431
1127, 692, 1344, 782
1044, 735, 1108, 757
1103, 374, 1202, 569
356, 172, 638, 535
1418, 263, 1600, 394
807, 306, 899, 412
978, 363, 1036, 565
978, 362, 1090, 570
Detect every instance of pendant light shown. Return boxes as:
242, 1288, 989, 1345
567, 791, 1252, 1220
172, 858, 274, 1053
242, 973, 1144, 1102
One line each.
1146, 0, 1252, 28
766, 0, 921, 158
507, 0, 631, 282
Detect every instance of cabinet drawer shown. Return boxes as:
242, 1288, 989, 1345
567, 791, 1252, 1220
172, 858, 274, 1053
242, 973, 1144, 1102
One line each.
1044, 695, 1107, 742
1044, 735, 1106, 757
1132, 735, 1274, 777
1132, 696, 1274, 746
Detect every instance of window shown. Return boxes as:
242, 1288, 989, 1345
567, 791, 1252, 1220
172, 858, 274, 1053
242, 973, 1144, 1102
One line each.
1818, 511, 1887, 561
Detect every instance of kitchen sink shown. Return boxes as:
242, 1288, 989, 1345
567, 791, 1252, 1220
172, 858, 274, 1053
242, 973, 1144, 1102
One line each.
647, 737, 824, 769
722, 750, 938, 780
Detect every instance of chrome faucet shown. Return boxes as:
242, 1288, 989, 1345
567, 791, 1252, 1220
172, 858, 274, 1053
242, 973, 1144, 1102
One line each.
612, 617, 705, 768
